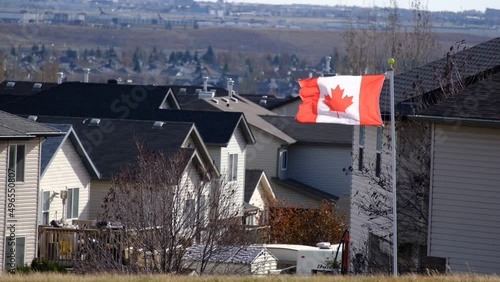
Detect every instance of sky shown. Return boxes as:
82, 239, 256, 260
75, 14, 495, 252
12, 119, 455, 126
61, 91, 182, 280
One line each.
214, 0, 500, 12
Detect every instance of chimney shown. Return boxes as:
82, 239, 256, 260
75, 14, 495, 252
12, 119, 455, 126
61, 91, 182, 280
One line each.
56, 72, 64, 84
83, 68, 90, 83
325, 56, 331, 74
227, 78, 234, 99
203, 76, 209, 92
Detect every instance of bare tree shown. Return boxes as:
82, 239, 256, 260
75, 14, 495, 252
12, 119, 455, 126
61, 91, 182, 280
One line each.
74, 141, 251, 274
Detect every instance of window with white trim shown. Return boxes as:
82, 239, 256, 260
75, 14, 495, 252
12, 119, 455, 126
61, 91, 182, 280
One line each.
280, 149, 288, 170
185, 199, 195, 228
358, 126, 365, 171
42, 191, 51, 225
66, 188, 79, 219
228, 153, 238, 181
376, 127, 383, 177
8, 144, 25, 182
4, 237, 25, 270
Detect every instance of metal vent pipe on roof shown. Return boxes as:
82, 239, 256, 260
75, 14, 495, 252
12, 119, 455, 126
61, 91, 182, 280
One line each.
203, 76, 209, 92
325, 56, 331, 73
56, 72, 64, 84
83, 68, 90, 83
227, 78, 234, 99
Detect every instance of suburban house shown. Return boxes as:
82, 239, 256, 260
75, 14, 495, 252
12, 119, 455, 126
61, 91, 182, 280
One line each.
0, 110, 62, 271
409, 71, 500, 274
39, 123, 100, 226
244, 169, 275, 226
349, 36, 500, 273
0, 82, 256, 220
31, 116, 220, 220
181, 89, 344, 208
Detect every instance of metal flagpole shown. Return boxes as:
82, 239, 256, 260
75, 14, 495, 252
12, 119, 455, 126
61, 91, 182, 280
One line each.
388, 58, 398, 276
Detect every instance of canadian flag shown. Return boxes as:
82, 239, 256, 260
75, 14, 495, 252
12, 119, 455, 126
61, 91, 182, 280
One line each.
295, 74, 385, 126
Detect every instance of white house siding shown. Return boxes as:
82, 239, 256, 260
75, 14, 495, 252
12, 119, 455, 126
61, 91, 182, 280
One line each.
250, 251, 278, 274
287, 144, 352, 198
207, 146, 221, 170
218, 128, 247, 216
89, 179, 112, 219
0, 138, 41, 271
246, 126, 284, 178
271, 100, 301, 117
40, 139, 91, 224
429, 124, 500, 274
349, 125, 393, 268
249, 183, 265, 211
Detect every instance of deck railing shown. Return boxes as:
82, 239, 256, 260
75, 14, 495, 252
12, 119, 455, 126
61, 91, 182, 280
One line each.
38, 225, 124, 266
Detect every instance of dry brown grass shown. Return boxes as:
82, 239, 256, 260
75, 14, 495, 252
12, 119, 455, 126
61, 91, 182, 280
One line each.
1, 273, 500, 282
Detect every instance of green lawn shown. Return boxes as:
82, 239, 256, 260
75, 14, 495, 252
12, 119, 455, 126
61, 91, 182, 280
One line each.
1, 274, 500, 282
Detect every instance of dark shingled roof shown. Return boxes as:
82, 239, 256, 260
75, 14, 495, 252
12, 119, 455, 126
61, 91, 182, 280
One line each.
33, 116, 195, 179
0, 110, 61, 138
183, 244, 269, 265
168, 85, 229, 106
244, 169, 264, 203
0, 81, 248, 145
261, 115, 353, 145
0, 80, 58, 106
382, 37, 500, 115
40, 124, 72, 174
271, 177, 338, 202
415, 72, 500, 121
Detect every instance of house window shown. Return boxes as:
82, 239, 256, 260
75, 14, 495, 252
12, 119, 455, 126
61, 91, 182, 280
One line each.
4, 237, 25, 270
8, 144, 25, 182
42, 191, 51, 225
280, 149, 288, 170
376, 127, 383, 177
228, 153, 238, 181
185, 199, 195, 228
245, 215, 254, 225
358, 126, 365, 171
66, 188, 79, 219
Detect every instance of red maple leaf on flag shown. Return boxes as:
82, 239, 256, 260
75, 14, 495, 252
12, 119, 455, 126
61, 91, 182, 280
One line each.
323, 85, 353, 118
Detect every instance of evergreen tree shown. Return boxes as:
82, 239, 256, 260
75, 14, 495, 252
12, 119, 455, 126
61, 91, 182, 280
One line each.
201, 46, 216, 65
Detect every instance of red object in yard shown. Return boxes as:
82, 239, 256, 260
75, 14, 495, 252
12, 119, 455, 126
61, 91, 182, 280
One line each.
342, 231, 349, 274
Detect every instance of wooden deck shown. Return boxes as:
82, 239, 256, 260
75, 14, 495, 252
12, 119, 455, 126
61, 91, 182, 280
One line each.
38, 226, 124, 266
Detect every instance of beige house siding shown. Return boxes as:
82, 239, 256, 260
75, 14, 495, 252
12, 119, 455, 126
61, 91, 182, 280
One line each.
429, 124, 500, 274
246, 126, 284, 178
40, 139, 91, 224
1, 138, 42, 271
89, 179, 112, 219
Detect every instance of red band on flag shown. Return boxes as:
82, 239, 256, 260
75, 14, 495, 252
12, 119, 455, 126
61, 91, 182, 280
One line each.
359, 74, 384, 125
295, 77, 319, 123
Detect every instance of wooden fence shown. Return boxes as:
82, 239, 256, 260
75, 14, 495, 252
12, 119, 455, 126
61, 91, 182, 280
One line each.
38, 226, 124, 266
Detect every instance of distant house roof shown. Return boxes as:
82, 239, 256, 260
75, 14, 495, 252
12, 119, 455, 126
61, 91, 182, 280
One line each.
1, 81, 181, 112
40, 123, 100, 179
238, 94, 299, 110
183, 94, 295, 144
411, 72, 500, 124
183, 244, 275, 265
0, 82, 254, 146
385, 36, 500, 116
167, 84, 228, 106
261, 115, 353, 145
0, 80, 58, 106
32, 116, 212, 179
0, 110, 61, 138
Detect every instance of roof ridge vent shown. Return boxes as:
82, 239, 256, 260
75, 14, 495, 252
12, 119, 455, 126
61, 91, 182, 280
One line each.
179, 88, 187, 95
198, 90, 216, 99
211, 98, 219, 104
152, 121, 165, 129
6, 81, 15, 88
33, 83, 42, 89
221, 98, 229, 103
230, 97, 238, 103
27, 115, 38, 122
89, 118, 101, 127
